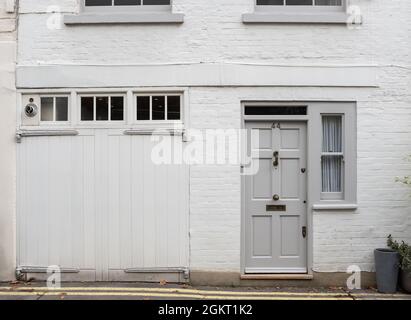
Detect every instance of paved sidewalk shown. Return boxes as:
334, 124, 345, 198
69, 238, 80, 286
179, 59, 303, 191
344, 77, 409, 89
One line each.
0, 283, 410, 300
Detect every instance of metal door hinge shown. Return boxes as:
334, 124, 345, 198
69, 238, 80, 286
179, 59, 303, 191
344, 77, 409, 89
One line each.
302, 226, 307, 238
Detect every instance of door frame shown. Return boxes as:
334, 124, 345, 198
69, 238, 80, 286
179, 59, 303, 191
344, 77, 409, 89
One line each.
240, 101, 313, 276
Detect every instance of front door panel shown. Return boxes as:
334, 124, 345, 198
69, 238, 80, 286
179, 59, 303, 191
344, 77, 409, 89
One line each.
244, 121, 307, 274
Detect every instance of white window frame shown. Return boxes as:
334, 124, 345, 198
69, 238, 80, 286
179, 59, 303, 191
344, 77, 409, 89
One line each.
309, 102, 357, 208
78, 93, 127, 124
65, 0, 183, 25
39, 94, 71, 126
320, 113, 345, 201
82, 0, 172, 13
133, 93, 184, 125
243, 0, 352, 24
254, 0, 347, 13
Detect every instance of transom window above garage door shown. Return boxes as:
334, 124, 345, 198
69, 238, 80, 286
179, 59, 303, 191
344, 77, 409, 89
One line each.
80, 95, 125, 122
40, 96, 69, 123
136, 95, 181, 122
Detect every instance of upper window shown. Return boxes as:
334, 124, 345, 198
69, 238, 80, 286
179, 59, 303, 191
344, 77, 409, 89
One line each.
84, 0, 171, 10
256, 0, 343, 9
65, 0, 183, 25
85, 0, 170, 5
243, 0, 350, 24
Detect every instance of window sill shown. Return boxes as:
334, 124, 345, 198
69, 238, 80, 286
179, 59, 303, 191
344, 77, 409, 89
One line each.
242, 12, 357, 25
312, 203, 358, 211
64, 12, 184, 25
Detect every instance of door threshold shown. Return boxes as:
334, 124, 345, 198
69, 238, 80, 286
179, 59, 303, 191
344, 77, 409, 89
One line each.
241, 274, 313, 280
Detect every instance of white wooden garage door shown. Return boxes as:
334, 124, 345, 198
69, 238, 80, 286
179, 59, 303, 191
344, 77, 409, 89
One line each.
17, 129, 189, 282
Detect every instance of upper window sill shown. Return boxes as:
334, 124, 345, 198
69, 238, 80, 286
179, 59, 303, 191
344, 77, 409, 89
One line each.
242, 12, 359, 25
64, 12, 184, 25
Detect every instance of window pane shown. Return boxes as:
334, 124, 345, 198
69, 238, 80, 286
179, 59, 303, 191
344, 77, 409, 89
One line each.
110, 97, 124, 121
40, 97, 54, 121
322, 155, 342, 192
96, 97, 109, 121
137, 96, 150, 120
85, 0, 112, 6
55, 97, 68, 121
81, 97, 94, 121
286, 0, 313, 5
315, 0, 341, 5
152, 96, 165, 120
245, 106, 307, 116
143, 0, 170, 5
167, 96, 181, 120
257, 0, 284, 5
322, 116, 342, 152
114, 0, 141, 5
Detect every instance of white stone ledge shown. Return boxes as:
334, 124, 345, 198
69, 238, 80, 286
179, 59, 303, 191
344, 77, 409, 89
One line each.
64, 13, 184, 25
242, 13, 355, 24
16, 64, 378, 89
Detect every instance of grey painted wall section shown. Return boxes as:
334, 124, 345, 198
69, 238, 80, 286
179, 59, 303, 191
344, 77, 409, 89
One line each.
0, 0, 16, 281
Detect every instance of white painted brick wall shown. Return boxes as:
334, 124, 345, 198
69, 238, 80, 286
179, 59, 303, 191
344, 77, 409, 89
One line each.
188, 84, 411, 273
0, 0, 16, 281
14, 0, 411, 274
17, 1, 411, 66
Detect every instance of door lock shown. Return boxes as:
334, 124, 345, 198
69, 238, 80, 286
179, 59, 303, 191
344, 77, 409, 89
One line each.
273, 151, 279, 167
272, 194, 280, 201
302, 226, 307, 238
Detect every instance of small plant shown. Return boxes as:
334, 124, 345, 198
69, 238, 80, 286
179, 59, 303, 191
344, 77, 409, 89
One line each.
387, 235, 411, 271
395, 155, 411, 187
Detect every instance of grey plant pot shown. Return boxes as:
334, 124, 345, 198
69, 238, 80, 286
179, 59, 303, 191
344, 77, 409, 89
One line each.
399, 269, 411, 293
374, 248, 400, 293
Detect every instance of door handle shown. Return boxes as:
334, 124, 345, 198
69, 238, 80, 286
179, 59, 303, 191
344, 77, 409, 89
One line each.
273, 151, 279, 167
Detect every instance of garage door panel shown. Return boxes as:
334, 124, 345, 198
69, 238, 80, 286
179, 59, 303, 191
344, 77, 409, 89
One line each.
50, 137, 74, 268
81, 135, 97, 270
18, 135, 97, 276
130, 136, 144, 269
108, 135, 122, 270
18, 130, 189, 281
107, 135, 188, 272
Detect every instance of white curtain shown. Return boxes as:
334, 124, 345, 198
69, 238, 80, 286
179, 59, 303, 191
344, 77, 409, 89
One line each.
322, 156, 342, 192
322, 116, 342, 153
322, 116, 342, 193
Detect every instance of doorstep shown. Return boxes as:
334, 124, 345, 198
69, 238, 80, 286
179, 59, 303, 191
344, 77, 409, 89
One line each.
240, 274, 314, 280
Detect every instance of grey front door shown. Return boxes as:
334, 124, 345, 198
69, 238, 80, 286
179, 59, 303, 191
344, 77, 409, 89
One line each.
244, 121, 307, 274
